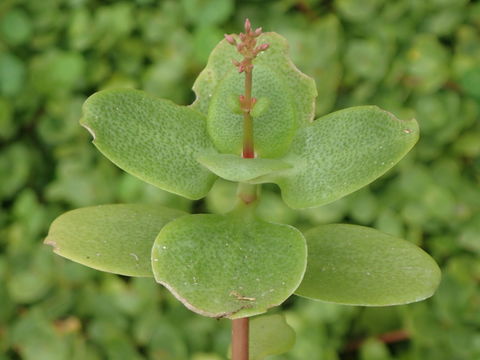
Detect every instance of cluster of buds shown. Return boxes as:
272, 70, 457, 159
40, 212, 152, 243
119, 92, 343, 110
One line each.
224, 18, 269, 73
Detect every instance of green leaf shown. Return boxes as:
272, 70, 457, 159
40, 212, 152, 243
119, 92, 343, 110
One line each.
249, 314, 296, 360
81, 89, 218, 200
44, 204, 186, 277
196, 152, 292, 182
207, 63, 297, 157
191, 32, 317, 125
152, 213, 307, 318
260, 106, 419, 209
295, 224, 441, 306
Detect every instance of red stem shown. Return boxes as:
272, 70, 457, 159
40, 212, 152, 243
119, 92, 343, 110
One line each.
232, 318, 249, 360
242, 67, 254, 158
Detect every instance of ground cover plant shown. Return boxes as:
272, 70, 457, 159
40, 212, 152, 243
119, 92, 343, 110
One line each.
2, 1, 480, 359
44, 19, 441, 359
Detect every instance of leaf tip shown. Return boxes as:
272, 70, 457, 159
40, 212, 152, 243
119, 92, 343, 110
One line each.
44, 237, 60, 252
80, 121, 96, 140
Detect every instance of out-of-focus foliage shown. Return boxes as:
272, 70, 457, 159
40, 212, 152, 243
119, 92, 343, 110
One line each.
0, 0, 479, 359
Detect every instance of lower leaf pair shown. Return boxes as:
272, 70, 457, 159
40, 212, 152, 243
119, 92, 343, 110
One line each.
45, 204, 441, 319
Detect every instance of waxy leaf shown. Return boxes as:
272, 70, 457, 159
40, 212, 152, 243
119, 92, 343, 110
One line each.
192, 32, 317, 125
45, 204, 186, 277
151, 213, 307, 318
295, 224, 441, 306
249, 314, 296, 360
207, 63, 296, 157
196, 152, 292, 182
259, 106, 419, 208
81, 89, 217, 200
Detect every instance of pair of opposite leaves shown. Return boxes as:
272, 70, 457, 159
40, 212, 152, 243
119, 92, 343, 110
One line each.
46, 32, 440, 319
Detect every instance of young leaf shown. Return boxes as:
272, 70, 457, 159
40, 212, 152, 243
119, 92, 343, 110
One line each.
44, 204, 186, 277
295, 224, 441, 306
258, 106, 419, 208
207, 63, 297, 157
249, 314, 296, 360
191, 32, 317, 126
81, 89, 217, 200
196, 152, 292, 182
151, 213, 307, 319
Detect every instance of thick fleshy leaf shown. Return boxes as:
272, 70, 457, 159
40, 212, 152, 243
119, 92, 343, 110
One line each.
295, 224, 441, 306
81, 89, 217, 200
44, 204, 186, 277
258, 106, 419, 208
191, 32, 317, 125
249, 314, 296, 360
196, 152, 292, 182
207, 63, 296, 157
152, 213, 307, 318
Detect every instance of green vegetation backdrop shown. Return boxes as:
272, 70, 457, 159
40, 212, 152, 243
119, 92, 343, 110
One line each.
1, 0, 479, 359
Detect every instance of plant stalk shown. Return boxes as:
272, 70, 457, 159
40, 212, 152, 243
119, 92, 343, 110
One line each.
242, 68, 254, 159
232, 317, 249, 360
226, 19, 270, 359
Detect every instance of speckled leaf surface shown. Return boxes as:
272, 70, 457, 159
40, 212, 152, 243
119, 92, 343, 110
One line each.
254, 33, 317, 125
191, 35, 239, 115
44, 204, 186, 277
207, 63, 296, 157
151, 213, 307, 319
249, 314, 296, 360
263, 106, 419, 208
191, 32, 317, 126
81, 89, 217, 200
196, 152, 292, 182
295, 224, 441, 306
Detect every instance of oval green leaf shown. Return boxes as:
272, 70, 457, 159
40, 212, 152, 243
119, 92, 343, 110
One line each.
207, 63, 296, 157
44, 204, 186, 277
152, 213, 307, 318
263, 106, 419, 208
191, 32, 317, 126
249, 314, 296, 360
81, 89, 217, 200
196, 152, 292, 182
295, 224, 441, 306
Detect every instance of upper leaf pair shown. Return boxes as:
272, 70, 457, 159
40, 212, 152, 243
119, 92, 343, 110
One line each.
81, 32, 419, 208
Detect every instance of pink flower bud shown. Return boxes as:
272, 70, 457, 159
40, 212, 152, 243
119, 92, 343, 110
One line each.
224, 34, 236, 45
259, 43, 269, 51
244, 18, 251, 33
254, 27, 262, 36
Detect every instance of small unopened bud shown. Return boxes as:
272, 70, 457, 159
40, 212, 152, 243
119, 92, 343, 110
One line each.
239, 33, 246, 41
237, 43, 244, 51
254, 27, 262, 36
232, 59, 241, 67
258, 43, 269, 51
238, 65, 245, 73
224, 34, 236, 45
244, 18, 251, 33
239, 95, 245, 102
251, 98, 257, 105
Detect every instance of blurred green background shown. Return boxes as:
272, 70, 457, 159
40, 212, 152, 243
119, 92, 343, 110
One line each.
1, 0, 480, 359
